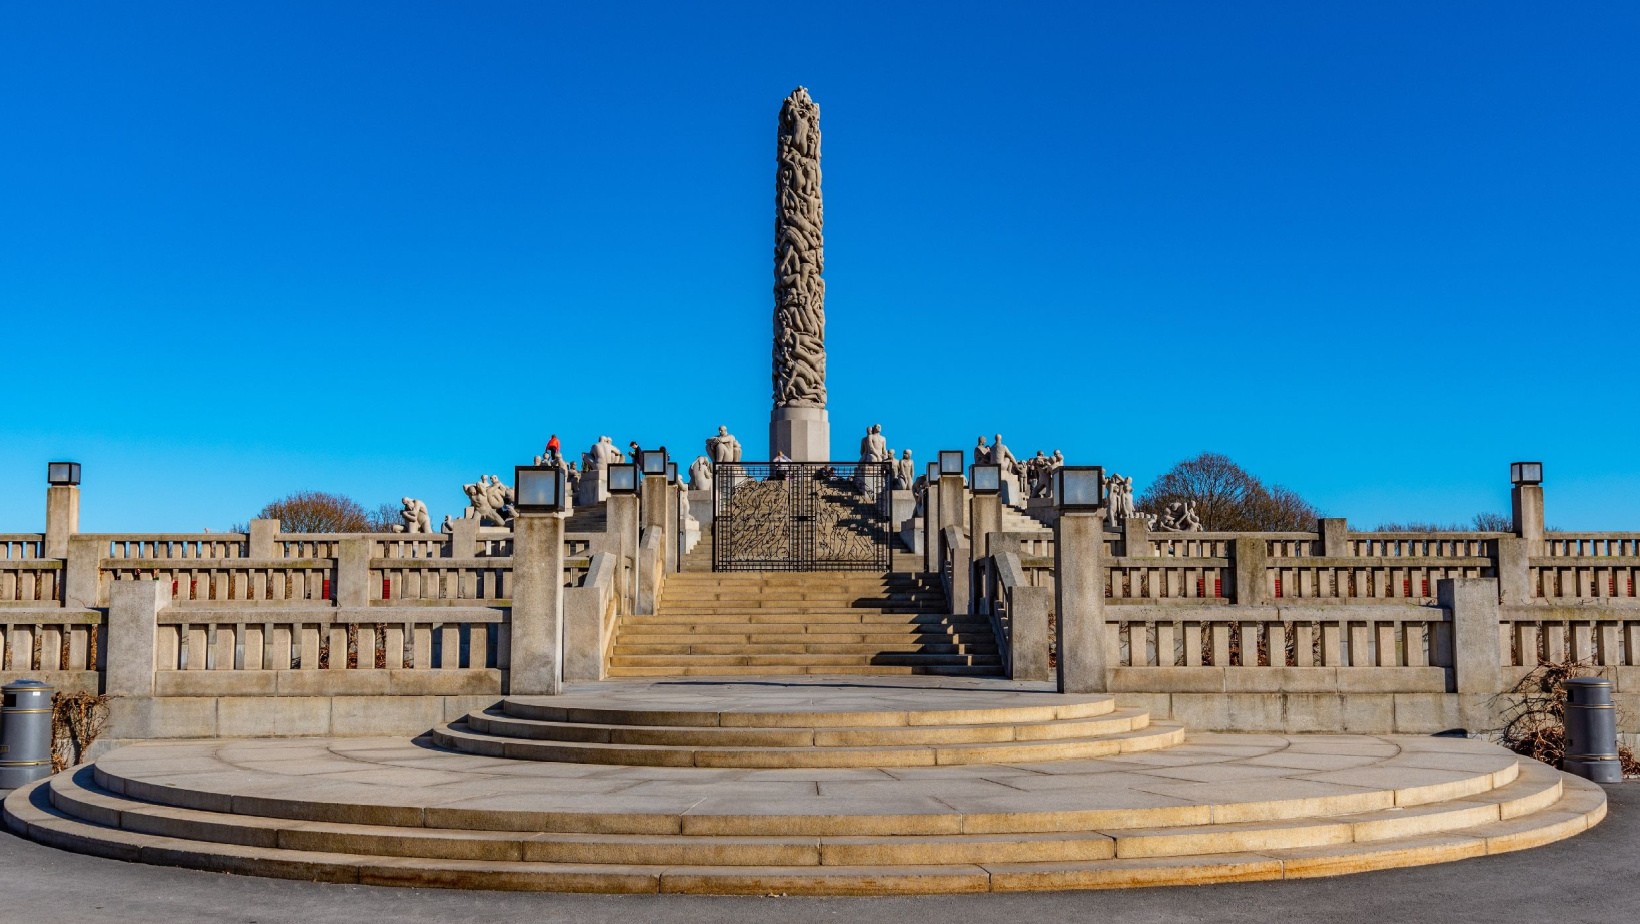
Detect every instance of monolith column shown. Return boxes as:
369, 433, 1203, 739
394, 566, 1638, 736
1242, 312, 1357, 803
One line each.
769, 86, 831, 461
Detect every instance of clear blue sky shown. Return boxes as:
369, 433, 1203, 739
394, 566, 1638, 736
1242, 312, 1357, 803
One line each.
3, 2, 1637, 532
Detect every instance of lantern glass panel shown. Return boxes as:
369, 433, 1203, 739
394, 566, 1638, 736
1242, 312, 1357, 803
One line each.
1057, 467, 1105, 509
641, 449, 668, 476
515, 468, 562, 511
938, 450, 964, 476
608, 464, 639, 493
46, 462, 81, 486
971, 464, 1001, 494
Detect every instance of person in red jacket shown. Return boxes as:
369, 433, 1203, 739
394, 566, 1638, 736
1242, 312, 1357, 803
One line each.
544, 434, 561, 466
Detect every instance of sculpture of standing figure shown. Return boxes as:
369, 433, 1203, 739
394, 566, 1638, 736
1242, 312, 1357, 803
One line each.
705, 426, 742, 465
1105, 474, 1137, 524
893, 449, 915, 491
440, 515, 453, 534
859, 423, 889, 463
689, 455, 714, 493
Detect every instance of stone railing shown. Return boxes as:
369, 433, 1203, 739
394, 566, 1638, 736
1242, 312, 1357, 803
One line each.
151, 606, 505, 697
0, 607, 102, 693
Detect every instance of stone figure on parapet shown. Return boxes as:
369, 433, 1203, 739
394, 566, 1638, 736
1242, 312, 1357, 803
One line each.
583, 436, 624, 472
1105, 474, 1137, 524
974, 436, 992, 465
689, 456, 714, 493
440, 515, 453, 534
894, 449, 915, 491
1155, 501, 1203, 533
395, 497, 431, 534
912, 474, 928, 517
859, 424, 890, 463
705, 426, 742, 466
461, 475, 514, 527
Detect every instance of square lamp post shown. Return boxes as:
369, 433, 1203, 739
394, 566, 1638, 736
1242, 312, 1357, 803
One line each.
513, 465, 566, 514
640, 447, 669, 478
1511, 461, 1543, 486
938, 450, 965, 479
1055, 466, 1107, 511
47, 462, 81, 486
665, 461, 679, 485
607, 463, 639, 494
970, 463, 1001, 495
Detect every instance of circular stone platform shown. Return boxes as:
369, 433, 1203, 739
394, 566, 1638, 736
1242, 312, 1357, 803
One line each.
2, 677, 1607, 895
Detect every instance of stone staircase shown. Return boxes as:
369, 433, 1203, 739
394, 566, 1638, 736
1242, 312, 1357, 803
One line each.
1002, 501, 1052, 531
608, 567, 1001, 677
5, 680, 1607, 895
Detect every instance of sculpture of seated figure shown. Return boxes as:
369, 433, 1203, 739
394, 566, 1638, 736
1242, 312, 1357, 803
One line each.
398, 497, 431, 534
689, 455, 714, 493
705, 426, 742, 466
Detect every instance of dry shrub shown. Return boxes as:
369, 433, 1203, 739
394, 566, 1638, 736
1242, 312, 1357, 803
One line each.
1497, 660, 1640, 778
51, 690, 110, 773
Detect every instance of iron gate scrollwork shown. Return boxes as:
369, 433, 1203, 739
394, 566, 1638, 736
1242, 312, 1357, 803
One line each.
712, 462, 893, 571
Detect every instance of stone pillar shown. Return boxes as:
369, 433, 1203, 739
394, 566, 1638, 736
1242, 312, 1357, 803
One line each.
969, 491, 1001, 614
1122, 517, 1151, 557
336, 537, 370, 608
510, 512, 566, 695
248, 519, 279, 559
770, 407, 830, 463
1011, 584, 1054, 683
769, 87, 830, 462
44, 485, 79, 560
1319, 517, 1350, 557
1440, 577, 1503, 731
449, 516, 481, 558
64, 536, 101, 610
1496, 536, 1531, 605
107, 579, 166, 698
1513, 484, 1544, 553
608, 493, 640, 609
1055, 510, 1108, 693
922, 474, 940, 574
1232, 536, 1270, 605
937, 474, 967, 609
641, 474, 674, 574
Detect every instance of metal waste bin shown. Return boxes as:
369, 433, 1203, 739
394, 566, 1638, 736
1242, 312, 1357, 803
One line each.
0, 679, 54, 790
1563, 676, 1622, 784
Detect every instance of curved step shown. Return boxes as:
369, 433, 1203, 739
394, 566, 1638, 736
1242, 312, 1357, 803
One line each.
460, 708, 1151, 748
5, 760, 1606, 895
432, 720, 1185, 767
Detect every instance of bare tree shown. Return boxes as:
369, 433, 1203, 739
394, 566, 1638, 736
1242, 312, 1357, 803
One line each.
257, 491, 373, 533
1137, 453, 1321, 531
1375, 512, 1514, 532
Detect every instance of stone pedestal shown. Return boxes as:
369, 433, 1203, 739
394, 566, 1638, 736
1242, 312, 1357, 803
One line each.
576, 468, 610, 507
510, 513, 566, 695
687, 489, 713, 528
770, 406, 830, 462
970, 493, 1001, 614
45, 485, 79, 559
1055, 510, 1108, 694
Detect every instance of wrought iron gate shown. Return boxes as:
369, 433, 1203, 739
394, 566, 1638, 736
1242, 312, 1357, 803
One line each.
712, 462, 893, 571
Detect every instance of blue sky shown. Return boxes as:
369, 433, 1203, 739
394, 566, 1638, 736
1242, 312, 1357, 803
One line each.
3, 2, 1637, 532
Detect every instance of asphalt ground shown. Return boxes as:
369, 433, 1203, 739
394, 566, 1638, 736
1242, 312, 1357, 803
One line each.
1, 780, 1633, 924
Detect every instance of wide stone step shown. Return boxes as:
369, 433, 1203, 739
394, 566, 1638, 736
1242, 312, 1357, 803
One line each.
605, 664, 1007, 677
612, 643, 1000, 657
608, 652, 1000, 666
496, 690, 1118, 727
623, 612, 985, 625
431, 722, 1184, 767
613, 633, 990, 646
458, 707, 1150, 748
4, 745, 1605, 894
